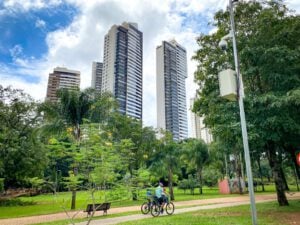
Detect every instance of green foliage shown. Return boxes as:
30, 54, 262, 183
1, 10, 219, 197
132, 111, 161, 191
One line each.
62, 171, 83, 191
0, 178, 4, 193
40, 88, 117, 209
193, 0, 300, 204
148, 130, 180, 200
193, 1, 300, 151
202, 166, 222, 187
26, 177, 45, 191
136, 168, 152, 188
181, 138, 210, 194
80, 123, 123, 189
105, 113, 157, 171
0, 198, 36, 207
0, 86, 47, 188
178, 175, 198, 195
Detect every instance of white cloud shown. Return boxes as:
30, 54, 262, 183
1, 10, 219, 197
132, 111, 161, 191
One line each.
3, 0, 62, 11
286, 0, 300, 13
9, 44, 23, 59
35, 18, 46, 29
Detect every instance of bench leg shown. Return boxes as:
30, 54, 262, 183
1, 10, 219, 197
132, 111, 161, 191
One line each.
103, 210, 107, 215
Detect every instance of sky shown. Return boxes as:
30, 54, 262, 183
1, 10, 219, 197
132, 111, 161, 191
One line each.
1, 0, 300, 135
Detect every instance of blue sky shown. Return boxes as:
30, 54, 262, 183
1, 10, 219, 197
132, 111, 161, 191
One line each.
0, 0, 299, 131
0, 3, 77, 60
0, 1, 78, 82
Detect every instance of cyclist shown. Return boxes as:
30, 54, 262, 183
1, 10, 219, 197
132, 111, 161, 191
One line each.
155, 182, 165, 213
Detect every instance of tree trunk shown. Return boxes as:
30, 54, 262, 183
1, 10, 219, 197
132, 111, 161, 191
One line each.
257, 159, 265, 192
71, 126, 80, 210
267, 143, 289, 206
279, 167, 289, 191
198, 169, 203, 195
236, 155, 243, 195
278, 152, 289, 191
168, 168, 174, 200
71, 189, 76, 210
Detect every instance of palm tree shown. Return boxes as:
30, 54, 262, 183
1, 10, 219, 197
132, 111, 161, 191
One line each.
150, 131, 180, 200
40, 88, 115, 209
182, 139, 209, 194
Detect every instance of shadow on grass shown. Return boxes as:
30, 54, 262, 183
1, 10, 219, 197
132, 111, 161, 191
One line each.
0, 198, 36, 206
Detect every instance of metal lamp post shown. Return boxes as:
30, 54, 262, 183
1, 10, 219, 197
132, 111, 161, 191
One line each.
227, 0, 258, 224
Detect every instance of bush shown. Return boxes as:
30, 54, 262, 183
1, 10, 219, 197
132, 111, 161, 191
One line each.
178, 175, 199, 195
0, 178, 4, 194
203, 166, 222, 187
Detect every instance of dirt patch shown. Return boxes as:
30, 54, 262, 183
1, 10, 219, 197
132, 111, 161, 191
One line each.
192, 211, 244, 217
271, 212, 300, 225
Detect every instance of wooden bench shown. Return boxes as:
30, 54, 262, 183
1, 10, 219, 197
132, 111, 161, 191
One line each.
84, 202, 111, 216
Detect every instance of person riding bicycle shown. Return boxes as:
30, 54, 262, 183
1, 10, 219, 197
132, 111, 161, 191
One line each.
155, 182, 166, 212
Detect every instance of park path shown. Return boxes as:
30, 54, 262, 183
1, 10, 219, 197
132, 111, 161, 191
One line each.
0, 193, 299, 225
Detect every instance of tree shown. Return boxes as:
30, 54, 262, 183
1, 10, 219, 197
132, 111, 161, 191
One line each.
0, 86, 47, 188
40, 88, 115, 209
193, 1, 300, 205
44, 137, 76, 193
181, 139, 209, 194
105, 113, 157, 171
149, 131, 179, 200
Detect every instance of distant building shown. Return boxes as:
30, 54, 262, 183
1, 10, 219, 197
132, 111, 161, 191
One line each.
101, 22, 143, 120
46, 67, 80, 102
190, 97, 213, 144
91, 62, 103, 92
156, 40, 188, 141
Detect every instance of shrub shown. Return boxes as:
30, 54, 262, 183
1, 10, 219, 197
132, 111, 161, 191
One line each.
0, 198, 36, 206
0, 178, 4, 194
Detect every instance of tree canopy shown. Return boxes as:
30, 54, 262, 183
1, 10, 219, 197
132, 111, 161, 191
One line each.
0, 86, 47, 188
193, 0, 300, 205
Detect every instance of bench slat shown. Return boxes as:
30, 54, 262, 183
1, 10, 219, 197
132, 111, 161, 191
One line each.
84, 203, 111, 216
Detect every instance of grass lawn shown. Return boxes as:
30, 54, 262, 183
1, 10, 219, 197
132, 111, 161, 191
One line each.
0, 184, 297, 219
119, 200, 300, 225
35, 200, 300, 225
34, 211, 140, 225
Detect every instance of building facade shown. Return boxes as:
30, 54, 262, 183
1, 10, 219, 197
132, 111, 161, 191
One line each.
190, 97, 213, 144
91, 62, 103, 92
101, 22, 143, 120
46, 67, 80, 102
156, 40, 188, 141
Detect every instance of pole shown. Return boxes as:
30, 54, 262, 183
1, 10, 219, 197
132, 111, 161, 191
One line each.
229, 0, 258, 224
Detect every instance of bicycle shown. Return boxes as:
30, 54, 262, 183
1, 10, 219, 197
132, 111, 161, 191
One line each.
141, 197, 153, 214
141, 189, 156, 214
150, 197, 175, 217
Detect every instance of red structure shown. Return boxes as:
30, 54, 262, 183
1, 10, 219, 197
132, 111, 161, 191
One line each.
296, 152, 300, 167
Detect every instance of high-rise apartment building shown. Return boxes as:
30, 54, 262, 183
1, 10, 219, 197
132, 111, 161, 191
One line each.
190, 97, 213, 144
156, 40, 188, 141
46, 67, 80, 102
91, 62, 103, 92
101, 22, 143, 120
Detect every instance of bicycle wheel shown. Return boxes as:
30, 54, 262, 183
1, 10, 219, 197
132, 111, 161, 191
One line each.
150, 204, 161, 217
141, 202, 150, 214
165, 202, 175, 215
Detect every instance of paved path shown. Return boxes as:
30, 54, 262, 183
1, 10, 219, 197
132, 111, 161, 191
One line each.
0, 193, 299, 225
75, 193, 300, 225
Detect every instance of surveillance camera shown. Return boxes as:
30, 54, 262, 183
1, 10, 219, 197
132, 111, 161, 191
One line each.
219, 39, 228, 51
